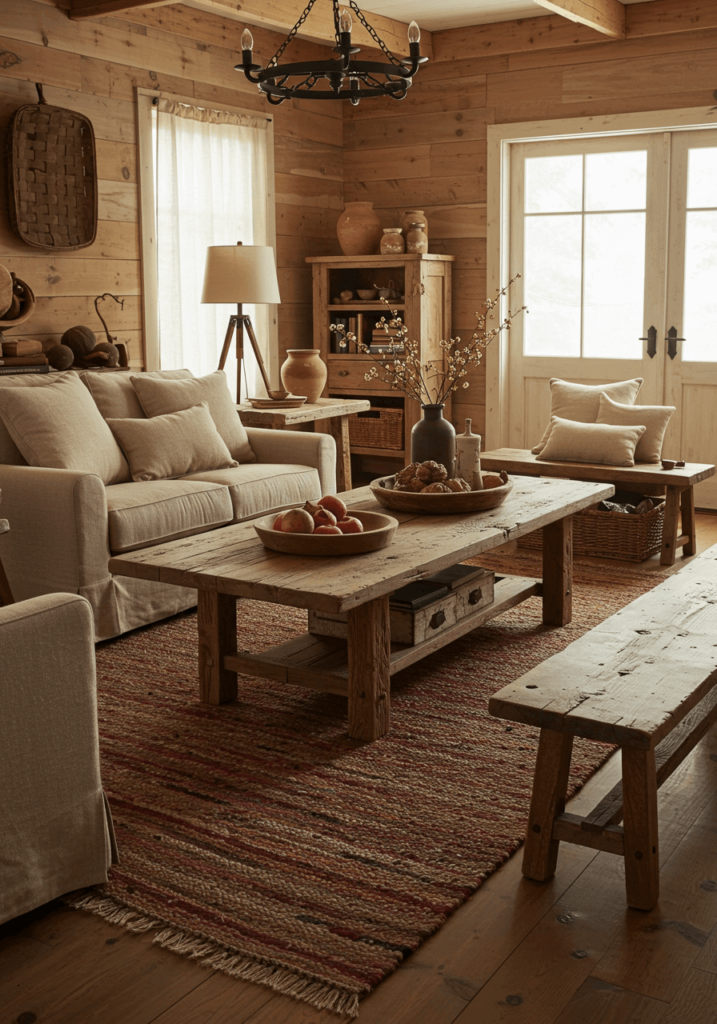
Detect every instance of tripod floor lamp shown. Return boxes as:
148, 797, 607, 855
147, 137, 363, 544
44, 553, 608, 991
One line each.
201, 243, 282, 402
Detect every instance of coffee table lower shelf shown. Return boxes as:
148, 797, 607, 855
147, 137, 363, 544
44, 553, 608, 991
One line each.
224, 575, 541, 698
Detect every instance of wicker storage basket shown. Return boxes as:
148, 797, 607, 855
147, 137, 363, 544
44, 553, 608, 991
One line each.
349, 406, 404, 449
519, 501, 665, 562
7, 85, 97, 252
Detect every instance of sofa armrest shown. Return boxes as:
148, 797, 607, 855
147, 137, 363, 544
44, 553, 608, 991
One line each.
245, 427, 337, 495
0, 593, 117, 923
0, 465, 110, 601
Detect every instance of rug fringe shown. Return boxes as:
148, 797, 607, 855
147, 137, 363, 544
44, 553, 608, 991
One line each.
66, 892, 361, 1017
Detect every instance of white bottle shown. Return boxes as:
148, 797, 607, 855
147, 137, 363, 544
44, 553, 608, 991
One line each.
455, 419, 482, 488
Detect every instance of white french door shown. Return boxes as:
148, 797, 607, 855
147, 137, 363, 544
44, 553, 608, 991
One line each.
507, 127, 717, 507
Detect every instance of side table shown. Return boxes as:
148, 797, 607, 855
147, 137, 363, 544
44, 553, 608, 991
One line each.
237, 397, 371, 493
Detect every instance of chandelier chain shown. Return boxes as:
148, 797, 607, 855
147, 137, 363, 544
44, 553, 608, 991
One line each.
267, 0, 320, 67
348, 0, 403, 67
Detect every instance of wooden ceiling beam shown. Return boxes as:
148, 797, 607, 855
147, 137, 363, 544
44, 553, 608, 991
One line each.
531, 0, 626, 38
69, 0, 175, 19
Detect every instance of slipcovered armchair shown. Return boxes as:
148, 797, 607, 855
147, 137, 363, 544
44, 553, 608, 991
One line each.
0, 592, 118, 925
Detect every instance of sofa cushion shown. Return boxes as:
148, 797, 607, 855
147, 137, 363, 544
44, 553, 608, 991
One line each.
596, 393, 675, 464
81, 368, 193, 420
0, 372, 82, 466
183, 464, 321, 522
105, 479, 233, 553
0, 372, 130, 484
106, 402, 238, 482
531, 377, 644, 454
537, 416, 647, 467
130, 370, 255, 463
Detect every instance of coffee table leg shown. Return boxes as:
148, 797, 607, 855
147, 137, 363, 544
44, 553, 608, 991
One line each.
347, 595, 390, 741
198, 589, 238, 704
542, 515, 573, 626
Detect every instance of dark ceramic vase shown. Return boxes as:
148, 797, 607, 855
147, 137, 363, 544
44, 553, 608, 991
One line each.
410, 404, 456, 477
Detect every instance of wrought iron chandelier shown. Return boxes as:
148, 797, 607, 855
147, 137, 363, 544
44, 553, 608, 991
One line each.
236, 0, 426, 106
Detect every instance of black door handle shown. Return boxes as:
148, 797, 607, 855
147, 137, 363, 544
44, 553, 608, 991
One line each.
640, 326, 657, 358
666, 326, 684, 360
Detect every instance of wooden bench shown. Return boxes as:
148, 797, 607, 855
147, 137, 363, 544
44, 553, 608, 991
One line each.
488, 543, 717, 911
481, 449, 715, 566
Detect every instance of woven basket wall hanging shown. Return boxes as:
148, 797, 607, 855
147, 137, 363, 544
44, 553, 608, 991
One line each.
7, 83, 97, 251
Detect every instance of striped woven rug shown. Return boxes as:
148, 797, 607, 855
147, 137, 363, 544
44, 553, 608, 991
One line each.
70, 550, 663, 1016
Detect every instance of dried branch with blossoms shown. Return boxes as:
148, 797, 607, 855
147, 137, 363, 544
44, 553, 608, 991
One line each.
330, 276, 525, 407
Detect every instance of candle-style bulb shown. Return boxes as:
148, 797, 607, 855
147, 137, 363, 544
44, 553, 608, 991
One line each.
339, 8, 352, 33
407, 20, 420, 43
241, 28, 254, 51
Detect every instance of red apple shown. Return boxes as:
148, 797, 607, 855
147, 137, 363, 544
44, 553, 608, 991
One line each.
313, 524, 342, 535
336, 516, 364, 534
279, 508, 315, 534
317, 495, 347, 521
273, 512, 286, 531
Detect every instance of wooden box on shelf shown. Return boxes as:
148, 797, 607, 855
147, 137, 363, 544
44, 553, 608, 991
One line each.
307, 253, 454, 468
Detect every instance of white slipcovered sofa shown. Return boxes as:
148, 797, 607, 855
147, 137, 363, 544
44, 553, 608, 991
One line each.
0, 369, 335, 640
0, 592, 118, 924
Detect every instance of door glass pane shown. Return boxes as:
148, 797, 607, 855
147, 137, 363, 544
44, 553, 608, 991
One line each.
525, 155, 582, 213
682, 211, 717, 362
523, 215, 582, 356
585, 150, 647, 211
686, 147, 717, 208
583, 213, 645, 359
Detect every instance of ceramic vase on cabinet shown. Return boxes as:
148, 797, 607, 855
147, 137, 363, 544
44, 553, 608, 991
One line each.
406, 222, 428, 254
402, 210, 428, 246
380, 228, 405, 255
280, 350, 327, 404
336, 202, 383, 256
410, 404, 456, 476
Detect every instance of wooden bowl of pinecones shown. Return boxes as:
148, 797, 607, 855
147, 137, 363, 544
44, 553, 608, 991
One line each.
369, 461, 513, 514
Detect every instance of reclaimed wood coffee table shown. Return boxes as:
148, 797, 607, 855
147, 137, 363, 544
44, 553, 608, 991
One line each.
108, 476, 613, 742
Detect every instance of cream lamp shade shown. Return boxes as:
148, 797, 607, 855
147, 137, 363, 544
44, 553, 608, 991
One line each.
201, 244, 281, 305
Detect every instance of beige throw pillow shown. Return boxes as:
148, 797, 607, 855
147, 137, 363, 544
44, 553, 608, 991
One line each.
130, 370, 255, 463
82, 368, 194, 420
531, 377, 643, 454
537, 417, 646, 467
0, 371, 130, 484
106, 402, 238, 482
596, 393, 675, 464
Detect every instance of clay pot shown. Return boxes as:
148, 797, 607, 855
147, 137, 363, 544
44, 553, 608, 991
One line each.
336, 202, 383, 256
380, 228, 405, 255
402, 209, 428, 244
280, 350, 327, 405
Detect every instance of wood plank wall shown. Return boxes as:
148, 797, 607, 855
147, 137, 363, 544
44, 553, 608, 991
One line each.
0, 0, 343, 368
345, 4, 717, 434
0, 0, 714, 436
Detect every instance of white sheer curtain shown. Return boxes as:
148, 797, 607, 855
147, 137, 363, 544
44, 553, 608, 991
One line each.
154, 100, 272, 399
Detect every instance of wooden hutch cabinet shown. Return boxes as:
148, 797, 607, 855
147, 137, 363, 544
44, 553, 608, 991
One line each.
306, 253, 454, 474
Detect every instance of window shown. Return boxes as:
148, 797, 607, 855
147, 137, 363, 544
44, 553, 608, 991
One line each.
137, 91, 277, 399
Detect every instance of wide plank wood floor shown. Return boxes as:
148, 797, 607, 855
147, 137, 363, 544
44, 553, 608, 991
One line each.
3, 514, 717, 1024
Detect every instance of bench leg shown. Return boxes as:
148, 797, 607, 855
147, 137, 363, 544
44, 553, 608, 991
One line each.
542, 515, 572, 626
681, 486, 696, 557
622, 746, 660, 911
522, 728, 574, 882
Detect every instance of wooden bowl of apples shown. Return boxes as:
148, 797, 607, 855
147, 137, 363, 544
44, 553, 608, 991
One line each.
254, 495, 398, 556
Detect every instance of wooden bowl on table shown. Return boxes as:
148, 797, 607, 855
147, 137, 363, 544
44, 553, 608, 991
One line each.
369, 472, 513, 514
254, 509, 398, 556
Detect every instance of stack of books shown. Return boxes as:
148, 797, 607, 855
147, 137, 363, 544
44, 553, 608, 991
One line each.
369, 325, 403, 354
0, 339, 49, 375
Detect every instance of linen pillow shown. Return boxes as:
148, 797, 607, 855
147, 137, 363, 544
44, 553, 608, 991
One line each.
531, 377, 644, 454
130, 370, 255, 463
537, 416, 646, 467
81, 368, 194, 420
0, 371, 130, 484
106, 402, 238, 482
596, 393, 675, 464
